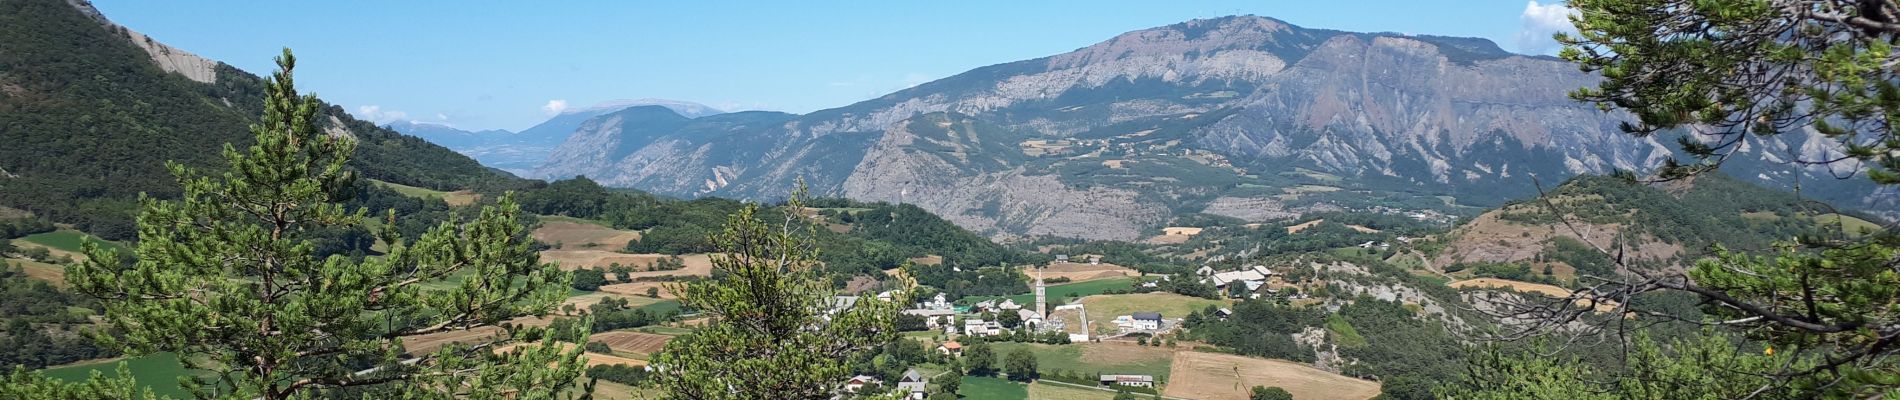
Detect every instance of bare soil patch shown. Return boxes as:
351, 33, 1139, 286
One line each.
591, 331, 673, 355
1164, 351, 1380, 400
1285, 219, 1325, 234
599, 281, 678, 299
538, 252, 713, 279
494, 342, 647, 367
1450, 278, 1619, 313
532, 222, 641, 250
1041, 262, 1137, 283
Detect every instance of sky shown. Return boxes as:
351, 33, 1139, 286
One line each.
91, 1, 1576, 132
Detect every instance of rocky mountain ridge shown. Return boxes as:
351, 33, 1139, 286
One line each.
536, 15, 1890, 240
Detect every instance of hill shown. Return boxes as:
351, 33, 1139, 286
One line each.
0, 0, 525, 240
1430, 173, 1883, 278
533, 15, 1892, 241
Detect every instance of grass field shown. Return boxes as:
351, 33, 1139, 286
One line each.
43, 353, 193, 398
1164, 351, 1380, 400
960, 277, 1137, 307
1028, 381, 1119, 400
1078, 293, 1227, 336
371, 179, 480, 206
963, 376, 1029, 399
19, 229, 127, 254
1817, 213, 1883, 238
7, 258, 67, 285
988, 342, 1174, 379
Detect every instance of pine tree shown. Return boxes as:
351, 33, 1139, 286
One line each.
57, 50, 589, 399
647, 183, 906, 399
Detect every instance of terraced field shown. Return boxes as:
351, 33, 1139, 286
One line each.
1163, 351, 1379, 400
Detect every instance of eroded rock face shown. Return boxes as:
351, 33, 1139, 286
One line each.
65, 0, 216, 84
538, 15, 1889, 239
840, 115, 1169, 241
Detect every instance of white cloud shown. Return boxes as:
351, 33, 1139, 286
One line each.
354, 105, 407, 124
1515, 1, 1577, 54
542, 99, 569, 115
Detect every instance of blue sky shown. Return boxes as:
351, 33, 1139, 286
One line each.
91, 1, 1574, 132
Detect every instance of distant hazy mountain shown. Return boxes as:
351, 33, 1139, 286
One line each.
382, 121, 512, 149
389, 99, 722, 177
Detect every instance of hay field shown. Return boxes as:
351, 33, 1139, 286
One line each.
1163, 351, 1379, 400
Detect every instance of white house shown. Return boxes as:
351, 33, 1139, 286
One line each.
903, 309, 956, 328
964, 318, 1003, 336
1129, 312, 1162, 330
842, 375, 882, 393
1100, 374, 1156, 388
1017, 309, 1044, 329
919, 293, 952, 310
896, 369, 927, 399
937, 341, 964, 356
998, 299, 1022, 311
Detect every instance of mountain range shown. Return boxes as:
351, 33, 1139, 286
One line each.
385, 99, 723, 176
518, 15, 1892, 241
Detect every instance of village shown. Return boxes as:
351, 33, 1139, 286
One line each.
829, 252, 1345, 399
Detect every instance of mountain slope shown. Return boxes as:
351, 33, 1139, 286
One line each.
389, 99, 723, 177
540, 15, 1888, 241
0, 0, 523, 239
1431, 173, 1882, 277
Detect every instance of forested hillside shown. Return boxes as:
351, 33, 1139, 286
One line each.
0, 0, 524, 240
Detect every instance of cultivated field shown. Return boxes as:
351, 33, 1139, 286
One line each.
539, 252, 714, 278
43, 353, 195, 399
1285, 219, 1325, 234
988, 342, 1174, 379
1163, 351, 1380, 400
494, 342, 647, 367
1028, 381, 1118, 399
371, 179, 480, 206
7, 258, 66, 285
533, 221, 642, 250
1040, 261, 1138, 282
599, 281, 679, 299
1078, 293, 1227, 336
962, 376, 1030, 399
590, 331, 673, 355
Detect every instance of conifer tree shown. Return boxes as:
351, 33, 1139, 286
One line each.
648, 183, 906, 399
56, 49, 589, 400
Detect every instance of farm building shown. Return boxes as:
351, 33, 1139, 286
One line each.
842, 375, 882, 393
1114, 312, 1163, 331
1017, 309, 1044, 328
1100, 374, 1156, 388
937, 341, 963, 356
896, 369, 927, 399
963, 318, 1003, 336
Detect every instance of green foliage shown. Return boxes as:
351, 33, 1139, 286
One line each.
0, 0, 522, 240
586, 364, 649, 387
1441, 333, 1809, 399
648, 187, 906, 399
1002, 348, 1037, 382
55, 52, 585, 400
0, 264, 114, 370
587, 296, 663, 333
571, 268, 608, 291
1560, 0, 1900, 183
1250, 386, 1293, 400
931, 368, 961, 395
963, 343, 997, 377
